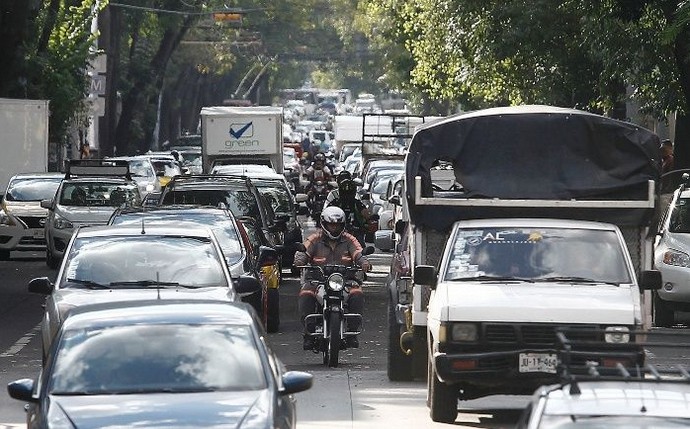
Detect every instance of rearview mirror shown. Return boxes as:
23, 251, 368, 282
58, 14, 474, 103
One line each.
414, 265, 437, 288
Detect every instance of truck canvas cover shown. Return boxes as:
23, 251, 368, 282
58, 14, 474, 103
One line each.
405, 105, 661, 231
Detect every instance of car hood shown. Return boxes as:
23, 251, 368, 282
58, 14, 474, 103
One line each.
56, 206, 116, 224
3, 200, 47, 217
55, 286, 235, 309
436, 282, 637, 324
49, 389, 273, 428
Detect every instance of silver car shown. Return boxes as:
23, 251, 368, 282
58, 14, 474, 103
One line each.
28, 224, 261, 359
0, 172, 63, 260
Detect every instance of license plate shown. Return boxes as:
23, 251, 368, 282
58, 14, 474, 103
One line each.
32, 229, 45, 239
519, 353, 557, 374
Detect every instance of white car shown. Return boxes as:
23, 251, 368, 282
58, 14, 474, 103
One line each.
107, 155, 161, 196
653, 180, 690, 326
0, 172, 63, 260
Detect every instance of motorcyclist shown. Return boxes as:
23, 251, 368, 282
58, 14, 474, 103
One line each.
294, 206, 372, 350
303, 152, 333, 187
325, 171, 378, 246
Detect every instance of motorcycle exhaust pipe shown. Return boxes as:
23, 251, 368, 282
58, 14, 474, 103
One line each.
400, 331, 414, 356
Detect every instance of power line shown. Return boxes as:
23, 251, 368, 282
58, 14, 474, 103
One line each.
108, 2, 264, 15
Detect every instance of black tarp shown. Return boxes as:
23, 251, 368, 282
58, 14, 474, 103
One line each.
405, 105, 661, 231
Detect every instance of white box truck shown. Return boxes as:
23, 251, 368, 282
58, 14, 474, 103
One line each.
0, 98, 50, 198
200, 106, 284, 174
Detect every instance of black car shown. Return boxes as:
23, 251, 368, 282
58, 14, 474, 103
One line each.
8, 300, 313, 428
158, 175, 286, 251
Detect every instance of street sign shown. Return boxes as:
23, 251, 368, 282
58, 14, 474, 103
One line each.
90, 75, 106, 95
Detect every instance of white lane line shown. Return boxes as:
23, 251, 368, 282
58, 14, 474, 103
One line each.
0, 324, 41, 358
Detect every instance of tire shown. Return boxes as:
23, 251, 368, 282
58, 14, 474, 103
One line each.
412, 328, 429, 380
46, 246, 59, 269
267, 288, 280, 333
327, 311, 341, 368
387, 304, 413, 381
654, 292, 675, 327
428, 358, 458, 423
0, 249, 10, 261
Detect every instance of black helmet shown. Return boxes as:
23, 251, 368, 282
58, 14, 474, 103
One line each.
320, 206, 346, 239
337, 170, 352, 184
314, 153, 326, 162
339, 178, 357, 195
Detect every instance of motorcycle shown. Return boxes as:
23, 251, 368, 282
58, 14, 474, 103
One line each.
307, 179, 330, 224
298, 245, 375, 367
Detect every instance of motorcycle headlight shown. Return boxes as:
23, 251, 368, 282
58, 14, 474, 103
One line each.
327, 273, 345, 292
53, 214, 74, 230
663, 249, 690, 268
605, 326, 630, 343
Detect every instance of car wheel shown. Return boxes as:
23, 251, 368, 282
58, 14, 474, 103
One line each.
653, 291, 675, 327
387, 303, 413, 381
0, 249, 10, 261
428, 357, 458, 423
267, 288, 280, 333
46, 246, 59, 269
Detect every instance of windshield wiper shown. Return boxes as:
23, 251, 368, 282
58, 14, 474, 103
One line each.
537, 276, 620, 286
450, 275, 534, 283
113, 386, 216, 394
65, 279, 110, 289
107, 280, 197, 289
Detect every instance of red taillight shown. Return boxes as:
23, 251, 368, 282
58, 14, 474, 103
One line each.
601, 358, 632, 368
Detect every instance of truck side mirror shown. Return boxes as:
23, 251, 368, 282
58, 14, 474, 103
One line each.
394, 220, 406, 235
40, 199, 53, 210
639, 270, 662, 291
414, 265, 437, 288
388, 195, 401, 206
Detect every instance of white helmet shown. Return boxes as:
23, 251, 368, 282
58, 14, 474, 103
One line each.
320, 206, 346, 240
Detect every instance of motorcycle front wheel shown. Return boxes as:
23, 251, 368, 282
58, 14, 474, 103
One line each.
327, 311, 341, 368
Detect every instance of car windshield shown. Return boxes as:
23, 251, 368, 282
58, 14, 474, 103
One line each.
59, 182, 140, 207
5, 176, 62, 201
110, 214, 243, 265
255, 183, 292, 214
668, 197, 690, 233
61, 235, 228, 287
538, 415, 690, 428
444, 227, 631, 284
372, 172, 401, 194
162, 189, 260, 219
49, 323, 267, 395
128, 159, 154, 178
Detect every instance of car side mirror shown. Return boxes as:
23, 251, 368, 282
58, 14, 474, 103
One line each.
28, 277, 54, 295
394, 220, 406, 235
40, 199, 53, 210
639, 270, 662, 291
7, 379, 36, 403
389, 195, 401, 206
414, 265, 437, 288
362, 245, 375, 256
233, 275, 262, 297
361, 193, 370, 201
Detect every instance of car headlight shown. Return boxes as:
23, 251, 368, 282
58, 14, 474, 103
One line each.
440, 323, 478, 342
53, 214, 73, 230
605, 326, 630, 343
663, 249, 690, 268
146, 183, 155, 192
327, 273, 345, 292
0, 209, 15, 226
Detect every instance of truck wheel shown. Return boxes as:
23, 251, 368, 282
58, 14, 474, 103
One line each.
428, 359, 458, 423
412, 328, 428, 380
653, 292, 675, 327
387, 304, 413, 381
267, 288, 280, 333
46, 247, 59, 269
0, 250, 10, 261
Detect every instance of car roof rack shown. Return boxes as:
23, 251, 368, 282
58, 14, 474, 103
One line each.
555, 328, 690, 395
166, 174, 253, 186
64, 159, 131, 180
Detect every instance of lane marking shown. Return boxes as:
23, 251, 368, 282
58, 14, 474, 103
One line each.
0, 324, 41, 358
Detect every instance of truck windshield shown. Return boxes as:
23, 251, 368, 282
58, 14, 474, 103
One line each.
444, 227, 631, 284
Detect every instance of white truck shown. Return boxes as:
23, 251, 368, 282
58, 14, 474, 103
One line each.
386, 105, 664, 422
200, 106, 284, 174
0, 98, 50, 198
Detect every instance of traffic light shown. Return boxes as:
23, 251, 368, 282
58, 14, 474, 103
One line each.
213, 12, 243, 23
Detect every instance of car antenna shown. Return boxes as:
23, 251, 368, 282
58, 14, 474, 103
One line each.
141, 218, 146, 234
156, 272, 161, 300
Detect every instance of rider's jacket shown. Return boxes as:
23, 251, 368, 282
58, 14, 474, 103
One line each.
325, 194, 369, 232
294, 230, 368, 267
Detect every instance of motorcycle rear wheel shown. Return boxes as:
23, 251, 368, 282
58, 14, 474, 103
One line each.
327, 311, 341, 367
